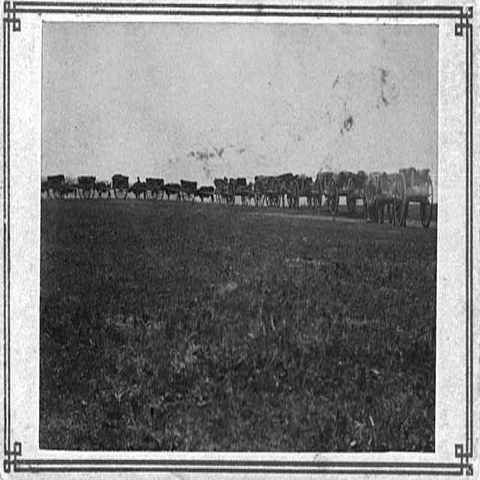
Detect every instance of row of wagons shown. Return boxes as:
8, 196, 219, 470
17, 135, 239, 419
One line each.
213, 169, 433, 227
41, 175, 215, 202
41, 167, 434, 227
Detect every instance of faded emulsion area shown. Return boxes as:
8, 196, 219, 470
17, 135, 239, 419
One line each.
41, 23, 438, 198
333, 66, 400, 136
40, 23, 437, 452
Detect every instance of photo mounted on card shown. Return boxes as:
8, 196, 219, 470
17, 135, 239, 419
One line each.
2, 1, 475, 477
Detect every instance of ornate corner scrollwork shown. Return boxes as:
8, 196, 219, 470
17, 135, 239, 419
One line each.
3, 441, 22, 473
3, 1, 20, 31
455, 6, 473, 36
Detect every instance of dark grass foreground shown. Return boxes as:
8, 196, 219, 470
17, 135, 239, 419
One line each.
40, 200, 436, 451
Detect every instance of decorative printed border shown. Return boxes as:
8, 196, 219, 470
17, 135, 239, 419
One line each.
2, 1, 474, 475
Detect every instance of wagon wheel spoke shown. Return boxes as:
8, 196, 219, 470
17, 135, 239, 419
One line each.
327, 179, 338, 214
347, 194, 356, 214
392, 173, 406, 227
293, 181, 299, 209
346, 179, 355, 214
312, 180, 322, 211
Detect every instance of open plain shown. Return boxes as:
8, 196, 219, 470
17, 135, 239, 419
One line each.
40, 199, 436, 451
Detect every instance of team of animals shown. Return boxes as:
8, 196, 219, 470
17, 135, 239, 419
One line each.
41, 168, 433, 227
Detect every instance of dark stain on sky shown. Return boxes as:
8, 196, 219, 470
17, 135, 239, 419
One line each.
380, 68, 388, 85
214, 147, 224, 158
379, 68, 391, 106
331, 66, 399, 117
380, 91, 390, 107
340, 115, 354, 136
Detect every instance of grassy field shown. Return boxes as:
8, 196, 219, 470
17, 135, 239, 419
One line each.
40, 199, 436, 452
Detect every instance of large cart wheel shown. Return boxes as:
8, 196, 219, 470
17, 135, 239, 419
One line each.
313, 180, 322, 211
313, 192, 322, 210
364, 181, 375, 221
227, 183, 235, 205
286, 182, 296, 208
393, 197, 402, 227
291, 180, 300, 209
364, 182, 372, 220
386, 202, 395, 224
346, 194, 356, 214
114, 187, 128, 199
346, 179, 356, 214
362, 197, 368, 218
394, 172, 406, 227
420, 176, 433, 228
327, 178, 338, 214
268, 180, 279, 207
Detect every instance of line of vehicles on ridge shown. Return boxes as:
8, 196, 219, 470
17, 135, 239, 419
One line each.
41, 167, 434, 228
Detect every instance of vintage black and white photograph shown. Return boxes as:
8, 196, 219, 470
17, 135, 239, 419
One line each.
40, 21, 437, 452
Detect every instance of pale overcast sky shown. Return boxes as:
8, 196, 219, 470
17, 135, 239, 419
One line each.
42, 22, 438, 190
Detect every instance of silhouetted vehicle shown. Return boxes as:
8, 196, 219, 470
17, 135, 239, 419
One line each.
145, 178, 164, 200
77, 176, 96, 199
196, 186, 214, 202
164, 183, 182, 200
397, 168, 434, 228
129, 177, 147, 199
95, 181, 111, 199
180, 180, 197, 202
112, 174, 129, 199
45, 174, 66, 199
